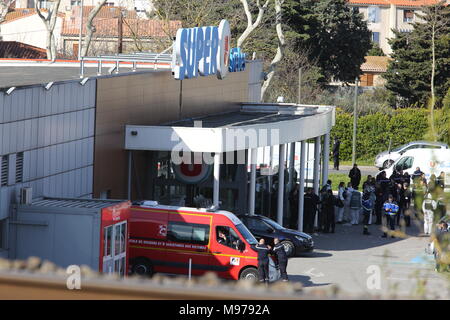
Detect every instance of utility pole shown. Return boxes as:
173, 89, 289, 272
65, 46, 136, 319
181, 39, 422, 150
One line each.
117, 9, 123, 54
352, 77, 359, 165
297, 67, 302, 104
77, 0, 84, 60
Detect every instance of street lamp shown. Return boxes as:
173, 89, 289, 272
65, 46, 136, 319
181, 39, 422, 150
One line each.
78, 0, 84, 60
352, 77, 359, 165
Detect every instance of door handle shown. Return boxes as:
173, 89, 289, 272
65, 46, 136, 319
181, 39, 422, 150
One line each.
212, 251, 222, 254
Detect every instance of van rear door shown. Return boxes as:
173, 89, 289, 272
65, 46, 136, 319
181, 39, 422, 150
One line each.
164, 210, 212, 276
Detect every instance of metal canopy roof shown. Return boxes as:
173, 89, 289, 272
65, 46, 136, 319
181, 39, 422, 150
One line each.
28, 197, 127, 209
125, 103, 335, 153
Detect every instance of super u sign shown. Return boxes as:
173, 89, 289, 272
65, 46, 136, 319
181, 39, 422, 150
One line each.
172, 20, 246, 80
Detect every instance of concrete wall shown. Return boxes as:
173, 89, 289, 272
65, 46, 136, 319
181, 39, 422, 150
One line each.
0, 79, 97, 258
93, 62, 261, 200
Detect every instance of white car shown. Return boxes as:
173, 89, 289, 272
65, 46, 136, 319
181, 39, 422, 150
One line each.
374, 141, 449, 169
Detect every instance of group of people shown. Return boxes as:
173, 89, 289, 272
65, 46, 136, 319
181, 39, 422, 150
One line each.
294, 163, 448, 238
254, 238, 289, 284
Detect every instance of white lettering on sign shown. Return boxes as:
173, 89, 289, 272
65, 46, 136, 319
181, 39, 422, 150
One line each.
172, 19, 243, 80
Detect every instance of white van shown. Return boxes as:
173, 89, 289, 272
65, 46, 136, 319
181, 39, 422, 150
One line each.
382, 149, 450, 191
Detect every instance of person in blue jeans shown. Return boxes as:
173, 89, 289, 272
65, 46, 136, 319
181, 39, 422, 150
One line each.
362, 191, 373, 235
382, 195, 399, 238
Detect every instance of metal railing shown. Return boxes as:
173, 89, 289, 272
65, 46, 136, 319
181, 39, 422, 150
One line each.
79, 46, 174, 78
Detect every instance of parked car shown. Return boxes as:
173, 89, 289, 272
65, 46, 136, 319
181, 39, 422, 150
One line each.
374, 141, 449, 169
379, 148, 450, 192
237, 214, 314, 257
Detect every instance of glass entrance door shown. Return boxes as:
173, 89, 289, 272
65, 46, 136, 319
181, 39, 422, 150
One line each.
102, 221, 127, 276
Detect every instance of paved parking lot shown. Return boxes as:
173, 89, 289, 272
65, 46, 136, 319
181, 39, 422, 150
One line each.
287, 220, 450, 299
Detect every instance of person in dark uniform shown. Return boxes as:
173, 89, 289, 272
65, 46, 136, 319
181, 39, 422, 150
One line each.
332, 137, 340, 170
273, 238, 288, 281
303, 188, 321, 233
349, 163, 362, 190
255, 238, 271, 284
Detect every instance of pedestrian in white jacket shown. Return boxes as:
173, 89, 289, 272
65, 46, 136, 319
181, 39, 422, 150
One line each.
336, 182, 346, 223
422, 193, 437, 235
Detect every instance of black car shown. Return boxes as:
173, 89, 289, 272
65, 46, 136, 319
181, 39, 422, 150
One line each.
237, 214, 314, 257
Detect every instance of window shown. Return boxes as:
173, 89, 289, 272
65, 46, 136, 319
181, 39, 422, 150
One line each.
372, 32, 380, 44
245, 217, 272, 233
1, 155, 8, 187
167, 221, 209, 245
16, 152, 23, 183
104, 226, 112, 257
216, 226, 241, 250
38, 0, 52, 9
403, 10, 414, 22
368, 6, 380, 23
403, 157, 414, 170
70, 0, 81, 5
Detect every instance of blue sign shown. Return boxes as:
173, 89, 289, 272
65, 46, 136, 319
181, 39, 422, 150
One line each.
172, 20, 246, 80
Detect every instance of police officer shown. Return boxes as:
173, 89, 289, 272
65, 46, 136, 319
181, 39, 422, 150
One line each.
382, 194, 399, 238
273, 238, 288, 281
255, 238, 271, 284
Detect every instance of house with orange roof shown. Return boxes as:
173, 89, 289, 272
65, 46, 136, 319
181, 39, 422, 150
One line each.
0, 6, 180, 58
60, 6, 180, 57
0, 8, 65, 51
360, 55, 392, 86
347, 0, 446, 55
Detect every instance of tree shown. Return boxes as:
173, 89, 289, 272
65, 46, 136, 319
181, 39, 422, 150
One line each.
0, 0, 12, 24
384, 2, 450, 109
260, 0, 285, 101
367, 42, 385, 56
35, 0, 61, 61
81, 0, 107, 57
237, 0, 270, 48
286, 0, 371, 83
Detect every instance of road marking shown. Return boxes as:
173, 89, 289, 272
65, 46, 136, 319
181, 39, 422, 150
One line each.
304, 268, 324, 277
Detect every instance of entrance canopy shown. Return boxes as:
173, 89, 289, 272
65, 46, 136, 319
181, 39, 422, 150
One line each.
125, 103, 335, 153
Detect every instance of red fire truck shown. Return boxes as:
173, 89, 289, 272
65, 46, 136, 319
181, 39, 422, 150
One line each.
128, 201, 279, 281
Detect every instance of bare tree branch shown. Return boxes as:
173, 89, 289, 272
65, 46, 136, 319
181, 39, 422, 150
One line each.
35, 0, 61, 61
261, 0, 285, 101
81, 0, 107, 57
237, 0, 270, 48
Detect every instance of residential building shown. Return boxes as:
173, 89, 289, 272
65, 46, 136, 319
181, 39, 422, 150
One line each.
347, 0, 444, 55
360, 55, 391, 86
14, 0, 155, 14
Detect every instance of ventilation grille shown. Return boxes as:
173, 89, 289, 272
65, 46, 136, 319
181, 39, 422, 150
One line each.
16, 152, 24, 183
1, 156, 8, 187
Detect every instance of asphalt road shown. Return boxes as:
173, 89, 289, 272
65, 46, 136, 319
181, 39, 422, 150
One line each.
286, 220, 450, 299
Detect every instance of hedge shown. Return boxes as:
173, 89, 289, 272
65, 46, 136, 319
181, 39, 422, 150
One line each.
330, 108, 430, 162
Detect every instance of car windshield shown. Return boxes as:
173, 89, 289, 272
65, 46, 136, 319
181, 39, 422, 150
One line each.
261, 217, 284, 230
235, 223, 258, 245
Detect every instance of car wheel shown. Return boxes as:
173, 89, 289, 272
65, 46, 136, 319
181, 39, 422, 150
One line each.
239, 267, 259, 281
131, 258, 153, 277
281, 240, 295, 257
383, 160, 394, 169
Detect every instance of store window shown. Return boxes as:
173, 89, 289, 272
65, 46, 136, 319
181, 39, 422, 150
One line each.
368, 6, 380, 23
403, 10, 414, 22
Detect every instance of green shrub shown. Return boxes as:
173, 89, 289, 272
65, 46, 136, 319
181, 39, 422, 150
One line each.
331, 108, 430, 162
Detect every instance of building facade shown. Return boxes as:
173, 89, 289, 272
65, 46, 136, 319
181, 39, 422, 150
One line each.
347, 0, 444, 55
